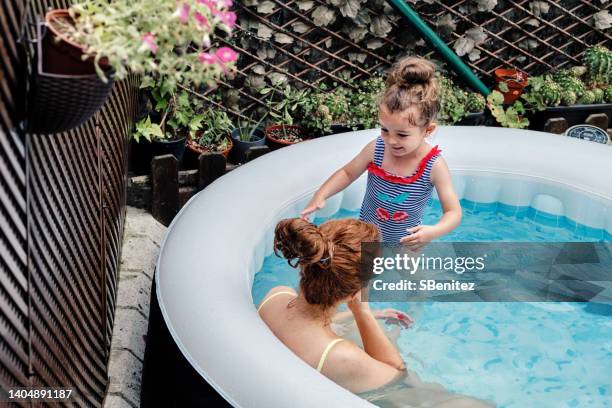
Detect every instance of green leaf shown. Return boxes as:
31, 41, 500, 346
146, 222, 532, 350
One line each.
140, 76, 155, 89
487, 90, 505, 106
178, 92, 190, 108
160, 80, 173, 98
155, 99, 168, 111
133, 116, 165, 142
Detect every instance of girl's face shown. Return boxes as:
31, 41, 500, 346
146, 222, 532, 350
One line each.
379, 106, 436, 157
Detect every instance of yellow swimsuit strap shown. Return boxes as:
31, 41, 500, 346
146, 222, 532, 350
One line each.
257, 291, 296, 313
316, 338, 344, 373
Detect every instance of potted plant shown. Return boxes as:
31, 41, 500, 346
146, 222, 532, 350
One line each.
300, 84, 354, 136
494, 69, 528, 104
457, 92, 487, 126
131, 79, 206, 173
486, 90, 529, 129
438, 75, 468, 125
230, 115, 267, 163
31, 0, 237, 133
186, 108, 234, 160
525, 47, 612, 131
347, 76, 385, 131
263, 84, 309, 150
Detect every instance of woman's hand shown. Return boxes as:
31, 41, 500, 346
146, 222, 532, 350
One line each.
373, 308, 413, 329
300, 196, 326, 220
347, 290, 370, 314
400, 225, 438, 251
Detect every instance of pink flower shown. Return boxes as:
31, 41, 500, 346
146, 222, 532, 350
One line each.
215, 47, 237, 63
218, 0, 233, 8
218, 11, 236, 28
198, 0, 216, 9
142, 32, 157, 54
198, 52, 217, 65
177, 3, 190, 24
194, 11, 209, 28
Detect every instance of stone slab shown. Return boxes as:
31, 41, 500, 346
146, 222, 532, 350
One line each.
106, 349, 143, 407
110, 308, 149, 354
103, 206, 166, 408
115, 270, 152, 315
103, 394, 135, 408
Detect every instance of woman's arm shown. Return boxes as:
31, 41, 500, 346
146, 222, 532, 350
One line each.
301, 140, 375, 219
347, 293, 404, 369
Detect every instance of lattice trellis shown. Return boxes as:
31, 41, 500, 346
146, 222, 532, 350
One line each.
419, 0, 612, 77
194, 0, 611, 122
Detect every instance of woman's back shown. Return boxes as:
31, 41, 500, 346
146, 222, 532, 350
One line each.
259, 287, 494, 407
258, 286, 401, 393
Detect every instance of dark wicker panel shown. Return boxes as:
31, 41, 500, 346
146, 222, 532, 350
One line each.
1, 0, 136, 406
98, 74, 139, 354
0, 0, 30, 407
0, 127, 29, 408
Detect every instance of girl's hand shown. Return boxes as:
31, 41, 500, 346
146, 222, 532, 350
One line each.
400, 225, 437, 251
300, 197, 326, 220
373, 309, 413, 329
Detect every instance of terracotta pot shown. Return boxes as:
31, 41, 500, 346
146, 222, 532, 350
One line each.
186, 133, 233, 159
265, 125, 308, 150
44, 9, 111, 75
494, 68, 528, 104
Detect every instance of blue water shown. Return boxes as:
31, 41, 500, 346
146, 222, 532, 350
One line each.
252, 200, 612, 407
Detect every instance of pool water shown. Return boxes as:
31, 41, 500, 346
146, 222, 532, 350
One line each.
252, 201, 612, 408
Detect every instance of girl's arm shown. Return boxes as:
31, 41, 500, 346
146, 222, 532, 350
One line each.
400, 157, 461, 245
301, 140, 375, 219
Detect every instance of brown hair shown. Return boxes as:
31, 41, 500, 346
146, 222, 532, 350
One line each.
381, 56, 440, 127
274, 218, 380, 308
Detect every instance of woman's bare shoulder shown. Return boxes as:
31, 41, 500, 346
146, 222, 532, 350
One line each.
264, 286, 297, 297
258, 286, 297, 315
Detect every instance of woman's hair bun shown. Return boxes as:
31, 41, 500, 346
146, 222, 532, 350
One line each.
274, 218, 327, 267
387, 56, 436, 89
274, 218, 380, 308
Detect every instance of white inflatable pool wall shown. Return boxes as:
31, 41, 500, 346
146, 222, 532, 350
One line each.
156, 127, 612, 408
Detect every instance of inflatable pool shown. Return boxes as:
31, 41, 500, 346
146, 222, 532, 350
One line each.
156, 127, 612, 408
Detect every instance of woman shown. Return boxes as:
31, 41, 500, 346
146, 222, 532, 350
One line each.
258, 218, 493, 407
257, 217, 408, 393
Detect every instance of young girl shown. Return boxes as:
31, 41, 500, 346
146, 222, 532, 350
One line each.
301, 57, 461, 245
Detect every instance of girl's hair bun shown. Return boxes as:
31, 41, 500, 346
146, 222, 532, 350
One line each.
387, 56, 436, 89
382, 56, 440, 127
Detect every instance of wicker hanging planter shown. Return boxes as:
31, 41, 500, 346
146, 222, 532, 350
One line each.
27, 12, 114, 134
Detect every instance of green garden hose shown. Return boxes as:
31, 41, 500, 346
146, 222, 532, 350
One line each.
386, 0, 491, 96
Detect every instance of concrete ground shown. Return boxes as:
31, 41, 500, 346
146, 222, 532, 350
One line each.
103, 207, 166, 408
